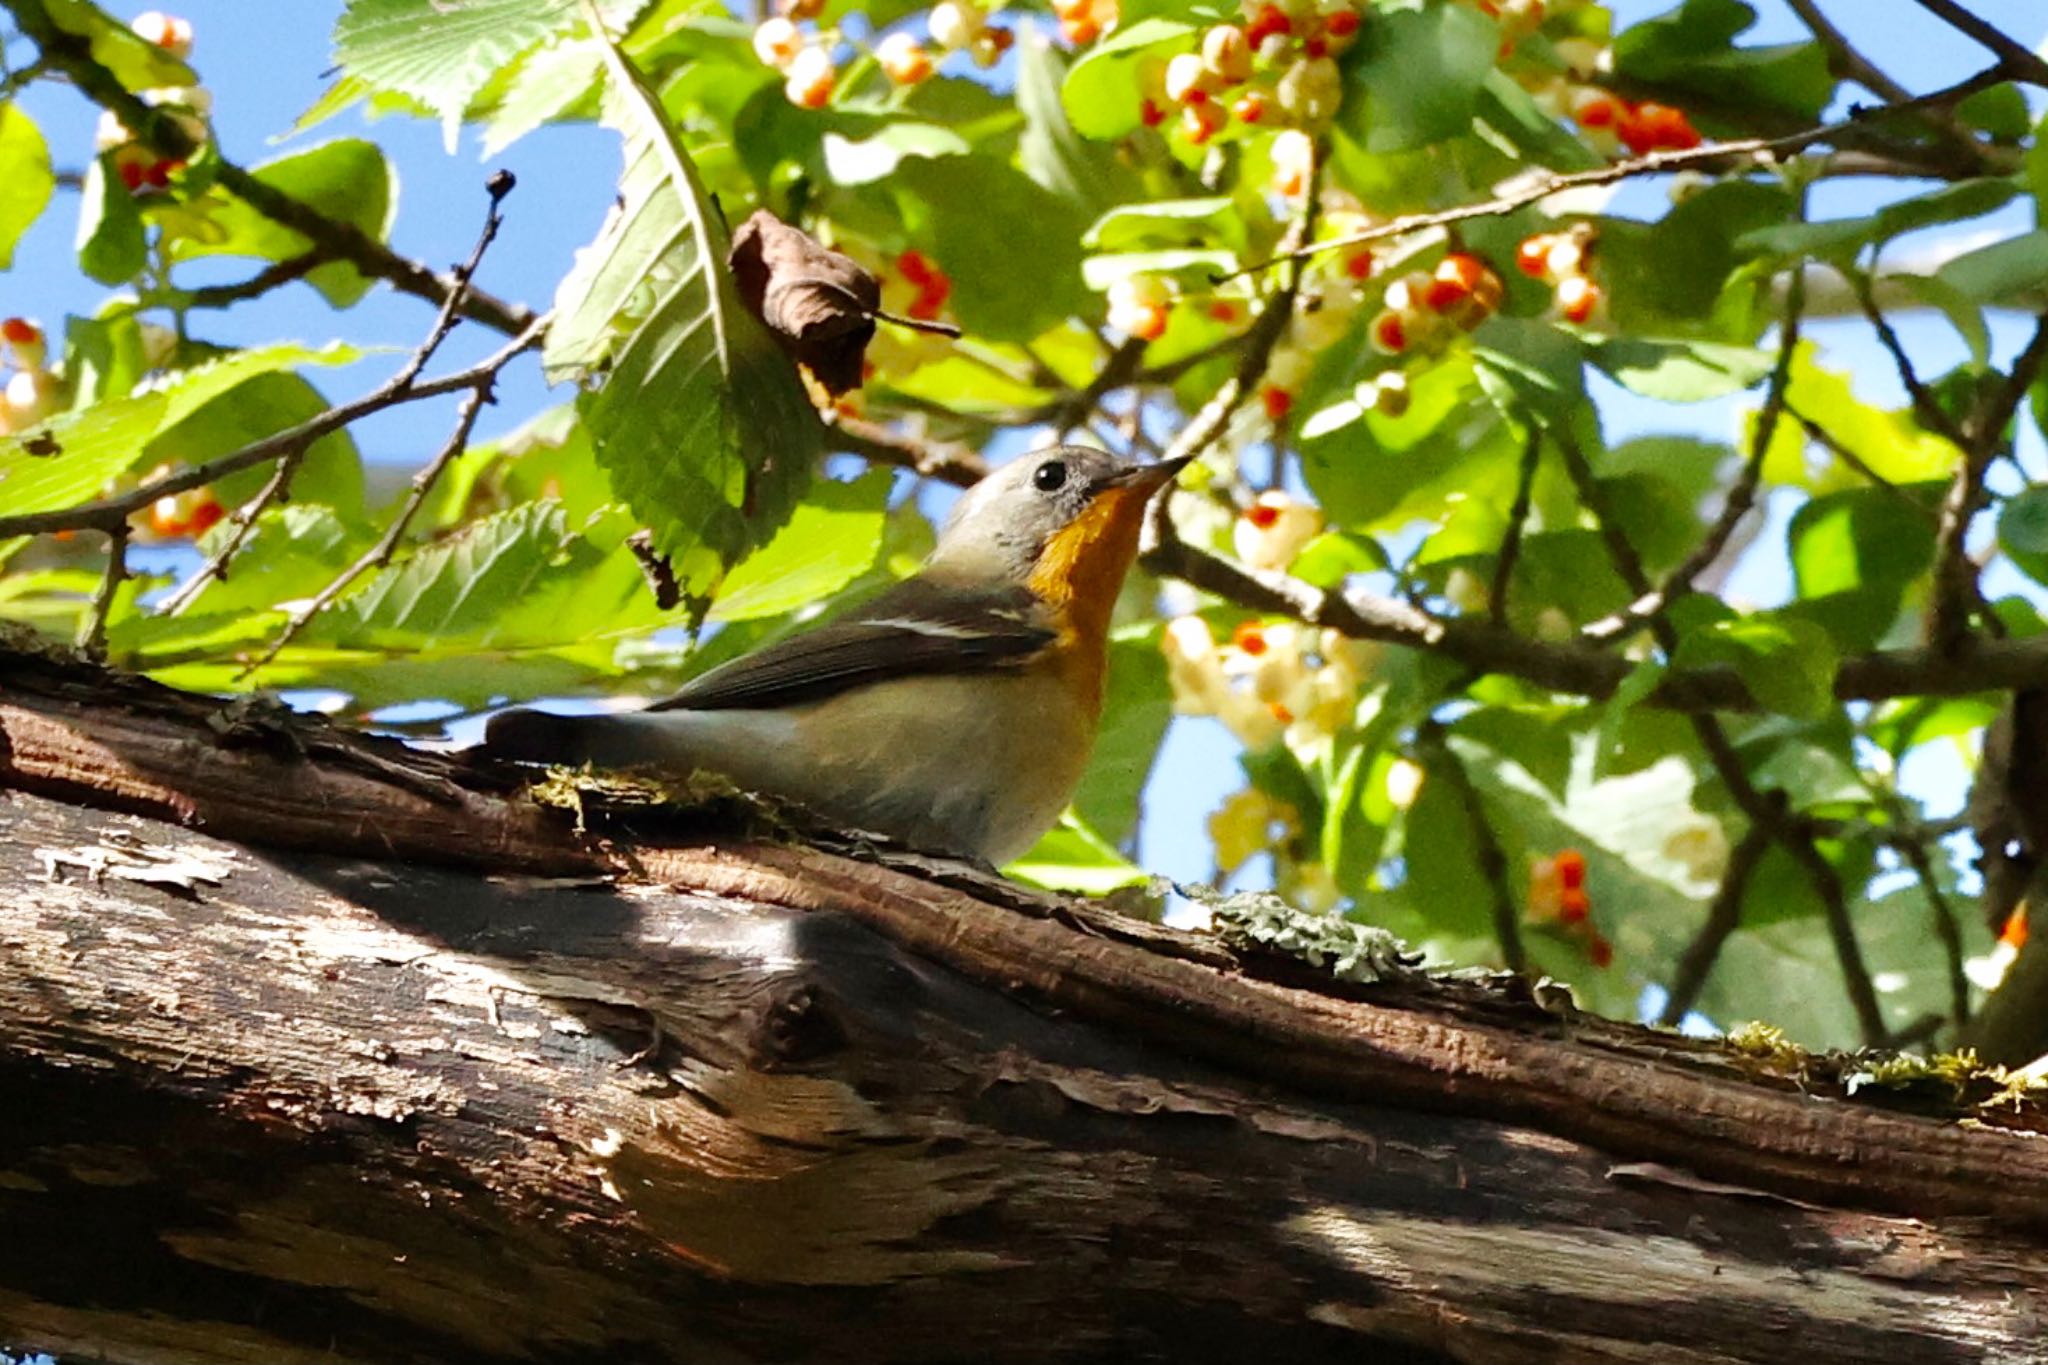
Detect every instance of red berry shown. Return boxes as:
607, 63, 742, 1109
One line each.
1231, 92, 1265, 124
1245, 3, 1290, 44
185, 495, 224, 537
1141, 97, 1167, 128
0, 317, 39, 345
1574, 92, 1621, 130
1559, 888, 1590, 924
1325, 9, 1359, 36
1244, 503, 1281, 529
896, 249, 935, 285
1303, 35, 1328, 57
1208, 299, 1244, 323
1516, 236, 1552, 279
1233, 620, 1269, 653
117, 159, 147, 191
1587, 933, 1614, 969
1261, 385, 1293, 422
1370, 309, 1407, 354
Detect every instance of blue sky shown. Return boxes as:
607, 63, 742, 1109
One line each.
3, 0, 2044, 890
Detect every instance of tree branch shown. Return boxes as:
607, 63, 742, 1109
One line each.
1908, 0, 2048, 88
1417, 722, 1526, 972
4, 0, 538, 337
1659, 816, 1775, 1027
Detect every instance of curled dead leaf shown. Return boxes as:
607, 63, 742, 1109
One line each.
729, 210, 881, 397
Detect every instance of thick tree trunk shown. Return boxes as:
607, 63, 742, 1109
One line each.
3, 649, 2047, 1365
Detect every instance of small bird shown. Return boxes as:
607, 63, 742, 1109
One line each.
484, 446, 1188, 863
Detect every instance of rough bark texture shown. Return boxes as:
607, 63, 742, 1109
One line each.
3, 649, 2047, 1365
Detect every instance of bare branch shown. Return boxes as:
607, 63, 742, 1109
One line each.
1488, 427, 1542, 627
155, 451, 302, 618
1908, 0, 2048, 88
75, 522, 127, 661
1659, 817, 1775, 1027
826, 413, 988, 486
6, 0, 538, 338
1785, 0, 1913, 102
1416, 723, 1526, 973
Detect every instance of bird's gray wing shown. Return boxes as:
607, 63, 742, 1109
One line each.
651, 579, 1056, 713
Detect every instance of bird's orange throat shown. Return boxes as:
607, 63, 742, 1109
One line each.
1027, 483, 1154, 650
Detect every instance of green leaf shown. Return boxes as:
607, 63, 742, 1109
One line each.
1936, 229, 2048, 306
153, 370, 366, 517
480, 35, 605, 157
1081, 248, 1237, 290
75, 154, 145, 286
1754, 346, 1959, 487
1073, 622, 1171, 847
1675, 615, 1839, 719
896, 155, 1092, 341
1008, 813, 1148, 894
1598, 181, 1797, 337
1082, 197, 1244, 254
1738, 179, 2019, 265
333, 0, 586, 146
1611, 0, 1834, 122
45, 0, 196, 90
1060, 18, 1197, 139
1339, 2, 1499, 153
0, 105, 54, 269
1785, 488, 1936, 651
822, 123, 970, 185
1475, 69, 1604, 172
709, 470, 890, 622
1016, 33, 1141, 216
166, 140, 396, 308
0, 343, 359, 517
1588, 337, 1773, 402
320, 501, 571, 647
1998, 486, 2048, 588
547, 23, 821, 605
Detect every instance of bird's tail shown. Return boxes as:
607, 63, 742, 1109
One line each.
482, 708, 649, 768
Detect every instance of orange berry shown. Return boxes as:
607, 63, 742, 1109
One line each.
2003, 905, 2030, 950
1233, 620, 1269, 653
896, 249, 936, 285
1343, 248, 1375, 281
185, 494, 223, 537
1558, 888, 1591, 924
1572, 89, 1622, 130
1061, 12, 1099, 43
1, 317, 40, 346
1208, 299, 1244, 324
148, 495, 185, 538
1325, 9, 1359, 37
1244, 503, 1281, 530
1555, 849, 1586, 891
1261, 384, 1294, 422
1269, 702, 1294, 725
117, 159, 147, 191
1141, 97, 1167, 128
1515, 235, 1552, 279
1231, 91, 1266, 124
1130, 301, 1170, 341
1245, 3, 1291, 45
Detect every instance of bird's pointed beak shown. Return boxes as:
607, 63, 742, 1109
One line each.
1094, 453, 1193, 496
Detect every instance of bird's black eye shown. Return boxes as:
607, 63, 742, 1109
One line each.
1033, 459, 1068, 493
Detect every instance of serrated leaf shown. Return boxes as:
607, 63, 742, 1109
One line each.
321, 501, 570, 647
0, 343, 359, 517
547, 13, 821, 604
1016, 33, 1142, 216
45, 0, 196, 91
481, 36, 605, 157
0, 105, 54, 269
708, 469, 889, 622
333, 0, 585, 148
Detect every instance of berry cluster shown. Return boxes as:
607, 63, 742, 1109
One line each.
1368, 251, 1504, 356
0, 318, 60, 435
1162, 581, 1376, 757
1516, 225, 1602, 324
1144, 0, 1363, 147
93, 11, 206, 193
1052, 0, 1118, 47
1569, 89, 1701, 156
835, 243, 958, 387
1528, 848, 1613, 968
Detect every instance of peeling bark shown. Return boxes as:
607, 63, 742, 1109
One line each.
3, 651, 2047, 1365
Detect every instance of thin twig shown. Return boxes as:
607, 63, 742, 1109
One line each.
1659, 817, 1775, 1027
1785, 0, 1913, 102
1908, 0, 2048, 88
1489, 426, 1542, 627
826, 413, 987, 486
1417, 723, 1526, 973
156, 452, 303, 617
75, 522, 128, 660
1851, 270, 1966, 447
1788, 405, 1937, 522
1221, 70, 2010, 281
1554, 426, 1890, 1045
1583, 272, 1806, 644
168, 251, 329, 311
243, 379, 498, 676
1891, 821, 1973, 1032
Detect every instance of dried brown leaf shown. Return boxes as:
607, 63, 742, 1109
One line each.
728, 210, 880, 397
